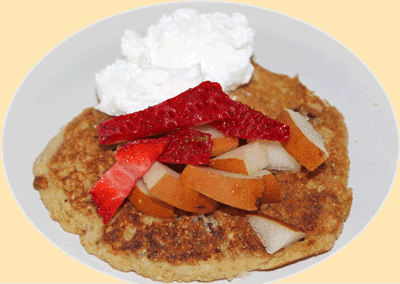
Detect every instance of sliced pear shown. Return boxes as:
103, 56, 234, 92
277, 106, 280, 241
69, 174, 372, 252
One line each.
194, 125, 239, 157
245, 213, 306, 254
143, 162, 219, 213
253, 170, 281, 203
128, 179, 175, 219
207, 142, 267, 175
180, 165, 265, 211
277, 108, 328, 171
193, 125, 225, 139
248, 140, 301, 172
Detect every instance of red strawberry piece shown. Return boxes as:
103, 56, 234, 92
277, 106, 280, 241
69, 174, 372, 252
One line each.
97, 81, 235, 145
116, 138, 170, 174
89, 162, 139, 224
158, 128, 212, 165
90, 137, 170, 223
210, 100, 290, 142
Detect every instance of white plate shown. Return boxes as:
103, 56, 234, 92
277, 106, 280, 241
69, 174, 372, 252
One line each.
2, 2, 398, 283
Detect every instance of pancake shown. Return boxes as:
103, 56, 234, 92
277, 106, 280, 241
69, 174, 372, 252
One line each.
33, 62, 352, 282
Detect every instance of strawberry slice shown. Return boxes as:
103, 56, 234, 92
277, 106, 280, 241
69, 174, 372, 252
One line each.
90, 138, 169, 223
89, 162, 139, 224
210, 100, 290, 142
116, 138, 170, 173
157, 128, 212, 165
97, 81, 235, 145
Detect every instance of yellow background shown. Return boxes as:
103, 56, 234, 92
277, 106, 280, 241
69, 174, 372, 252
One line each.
1, 0, 399, 283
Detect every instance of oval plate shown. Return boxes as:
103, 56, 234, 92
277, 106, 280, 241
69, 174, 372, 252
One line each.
3, 2, 398, 283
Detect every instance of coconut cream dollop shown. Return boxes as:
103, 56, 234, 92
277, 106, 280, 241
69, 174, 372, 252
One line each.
95, 9, 255, 116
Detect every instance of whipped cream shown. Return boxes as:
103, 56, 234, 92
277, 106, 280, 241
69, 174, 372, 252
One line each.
95, 9, 255, 116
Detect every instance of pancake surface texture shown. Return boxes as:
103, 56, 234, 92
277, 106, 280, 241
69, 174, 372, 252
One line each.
33, 63, 352, 282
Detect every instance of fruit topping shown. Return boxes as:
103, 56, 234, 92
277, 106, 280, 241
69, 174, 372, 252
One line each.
179, 165, 266, 211
143, 162, 220, 213
276, 108, 328, 171
194, 125, 239, 156
116, 138, 170, 173
208, 141, 267, 175
157, 128, 212, 165
128, 178, 175, 219
89, 162, 140, 224
249, 140, 301, 172
245, 213, 306, 254
258, 170, 281, 203
89, 83, 309, 224
210, 100, 290, 142
90, 138, 169, 223
97, 81, 235, 145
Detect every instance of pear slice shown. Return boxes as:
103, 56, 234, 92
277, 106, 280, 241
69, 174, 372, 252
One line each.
245, 213, 306, 254
143, 162, 219, 213
253, 170, 281, 203
249, 140, 301, 172
127, 179, 175, 219
277, 108, 329, 171
194, 125, 239, 157
180, 165, 266, 211
207, 141, 267, 175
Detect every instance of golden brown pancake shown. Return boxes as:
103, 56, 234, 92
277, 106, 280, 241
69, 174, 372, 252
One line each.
33, 62, 352, 282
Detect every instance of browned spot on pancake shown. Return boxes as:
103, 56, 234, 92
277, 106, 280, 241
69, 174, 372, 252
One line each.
33, 176, 48, 190
99, 203, 267, 265
307, 239, 316, 246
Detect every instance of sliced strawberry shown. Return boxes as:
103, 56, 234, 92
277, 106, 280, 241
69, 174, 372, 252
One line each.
97, 81, 235, 145
89, 162, 139, 224
210, 101, 290, 142
157, 128, 212, 165
116, 138, 170, 174
90, 138, 170, 223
